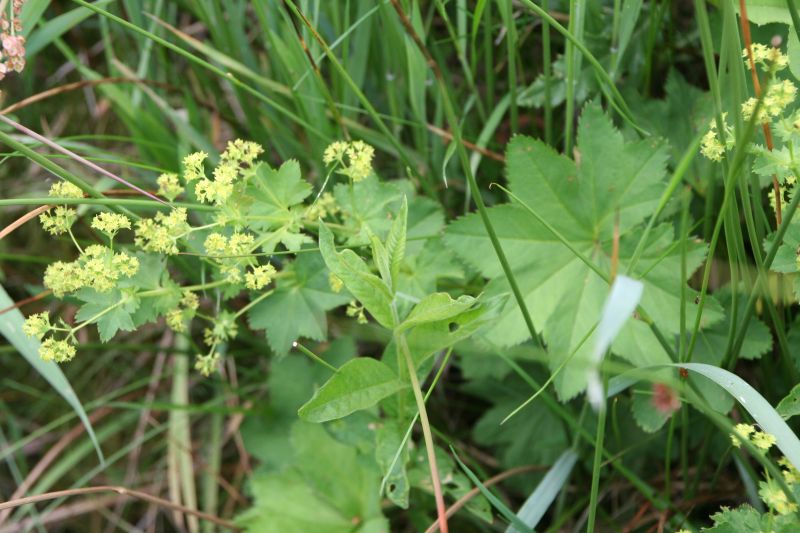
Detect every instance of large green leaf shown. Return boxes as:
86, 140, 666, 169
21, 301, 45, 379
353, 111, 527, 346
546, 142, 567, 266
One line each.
398, 292, 477, 332
75, 288, 140, 343
237, 422, 387, 532
245, 160, 313, 252
0, 284, 103, 462
298, 358, 406, 422
444, 104, 719, 399
318, 223, 395, 329
248, 252, 349, 356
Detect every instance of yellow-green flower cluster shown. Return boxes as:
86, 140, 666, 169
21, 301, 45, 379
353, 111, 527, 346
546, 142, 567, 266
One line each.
22, 314, 76, 363
39, 337, 76, 363
48, 181, 84, 199
245, 264, 277, 290
220, 139, 263, 167
204, 231, 255, 283
730, 423, 776, 451
780, 457, 800, 485
700, 115, 732, 162
135, 208, 190, 255
204, 231, 254, 257
194, 140, 264, 205
759, 478, 798, 515
195, 352, 220, 377
43, 245, 139, 297
742, 80, 797, 123
346, 300, 367, 324
157, 172, 182, 201
744, 44, 789, 73
22, 312, 51, 340
40, 206, 78, 236
305, 192, 339, 221
91, 212, 131, 239
165, 291, 200, 333
39, 181, 85, 236
182, 151, 208, 182
203, 311, 238, 348
323, 140, 375, 182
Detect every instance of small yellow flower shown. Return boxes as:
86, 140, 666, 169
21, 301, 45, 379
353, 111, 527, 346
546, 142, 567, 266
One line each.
701, 129, 725, 162
22, 312, 51, 340
752, 430, 777, 451
323, 140, 375, 182
39, 206, 77, 235
181, 291, 199, 311
39, 337, 76, 363
135, 208, 189, 255
195, 352, 220, 376
166, 308, 186, 332
220, 139, 263, 166
43, 261, 85, 297
91, 212, 131, 238
346, 300, 367, 324
779, 457, 800, 486
157, 172, 182, 201
245, 264, 277, 290
182, 151, 208, 182
731, 423, 755, 448
759, 479, 798, 515
204, 233, 228, 256
323, 141, 349, 165
48, 181, 84, 199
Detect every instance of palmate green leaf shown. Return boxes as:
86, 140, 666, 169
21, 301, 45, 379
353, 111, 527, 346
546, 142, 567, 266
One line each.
333, 175, 405, 244
444, 104, 719, 399
298, 358, 406, 422
237, 422, 387, 533
693, 288, 773, 362
705, 504, 800, 532
245, 160, 313, 253
769, 218, 800, 302
248, 252, 349, 356
119, 253, 181, 326
74, 288, 140, 343
318, 223, 395, 329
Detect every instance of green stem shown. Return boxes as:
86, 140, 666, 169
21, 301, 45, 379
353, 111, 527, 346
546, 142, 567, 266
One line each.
397, 330, 448, 533
587, 396, 607, 532
0, 197, 215, 211
292, 342, 339, 373
70, 299, 126, 334
233, 289, 274, 319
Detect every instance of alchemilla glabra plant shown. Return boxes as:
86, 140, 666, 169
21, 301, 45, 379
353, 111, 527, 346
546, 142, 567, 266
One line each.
23, 139, 384, 376
13, 1, 800, 531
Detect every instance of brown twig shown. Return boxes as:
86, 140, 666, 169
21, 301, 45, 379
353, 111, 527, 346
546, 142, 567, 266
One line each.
0, 407, 114, 525
425, 123, 505, 162
423, 464, 546, 533
739, 0, 782, 227
0, 288, 52, 316
0, 486, 240, 531
0, 204, 51, 241
0, 78, 166, 116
